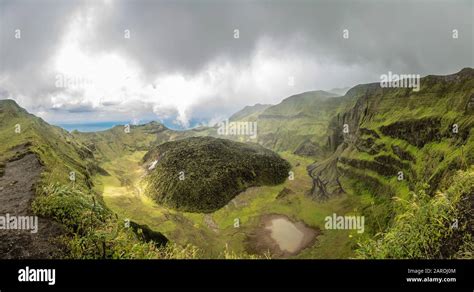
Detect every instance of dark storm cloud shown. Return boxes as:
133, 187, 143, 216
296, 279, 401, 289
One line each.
85, 0, 473, 76
1, 0, 472, 80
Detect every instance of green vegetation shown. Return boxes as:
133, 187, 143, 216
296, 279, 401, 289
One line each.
1, 68, 472, 259
356, 168, 474, 259
31, 183, 178, 259
143, 137, 291, 213
32, 183, 108, 233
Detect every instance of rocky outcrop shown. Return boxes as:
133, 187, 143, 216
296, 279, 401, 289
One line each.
391, 145, 415, 162
339, 156, 400, 177
129, 221, 168, 247
294, 140, 323, 157
276, 187, 294, 199
307, 147, 345, 200
355, 134, 384, 155
338, 165, 396, 198
379, 118, 441, 148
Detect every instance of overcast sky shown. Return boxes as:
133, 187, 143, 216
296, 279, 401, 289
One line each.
0, 0, 472, 128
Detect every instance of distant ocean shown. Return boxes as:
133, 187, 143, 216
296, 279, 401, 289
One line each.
56, 118, 209, 132
57, 122, 128, 132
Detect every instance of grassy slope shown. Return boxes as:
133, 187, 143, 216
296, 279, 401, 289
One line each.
71, 121, 183, 162
229, 103, 272, 122
356, 167, 474, 259
237, 90, 355, 154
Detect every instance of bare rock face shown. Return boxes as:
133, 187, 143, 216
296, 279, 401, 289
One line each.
467, 93, 474, 112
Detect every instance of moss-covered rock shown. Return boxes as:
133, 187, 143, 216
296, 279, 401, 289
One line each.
143, 137, 291, 213
129, 221, 168, 247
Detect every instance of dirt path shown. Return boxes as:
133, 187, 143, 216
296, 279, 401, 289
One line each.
204, 214, 219, 233
0, 152, 66, 259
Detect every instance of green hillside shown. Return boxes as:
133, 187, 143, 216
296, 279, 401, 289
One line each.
71, 121, 180, 162
229, 103, 272, 122
0, 99, 96, 191
255, 90, 354, 154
